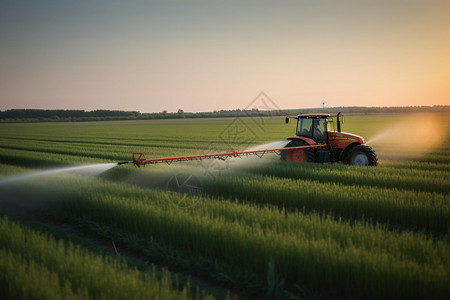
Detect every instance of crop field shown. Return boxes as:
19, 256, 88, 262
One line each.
0, 114, 449, 299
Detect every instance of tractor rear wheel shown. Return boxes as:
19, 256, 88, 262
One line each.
346, 145, 377, 166
280, 140, 315, 163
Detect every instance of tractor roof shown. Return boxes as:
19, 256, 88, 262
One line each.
297, 113, 330, 118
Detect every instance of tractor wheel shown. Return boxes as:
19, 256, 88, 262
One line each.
346, 145, 377, 166
280, 140, 315, 163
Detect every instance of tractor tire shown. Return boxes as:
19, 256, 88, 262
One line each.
280, 140, 315, 163
346, 145, 377, 166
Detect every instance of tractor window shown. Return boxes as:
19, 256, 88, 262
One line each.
312, 118, 327, 143
297, 118, 313, 138
327, 118, 334, 132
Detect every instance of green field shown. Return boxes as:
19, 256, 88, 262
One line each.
0, 115, 449, 299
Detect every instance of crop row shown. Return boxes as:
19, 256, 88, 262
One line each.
205, 172, 448, 234
392, 160, 450, 172
0, 135, 221, 147
0, 121, 265, 153
0, 136, 215, 152
36, 175, 449, 300
239, 161, 450, 194
0, 133, 237, 165
0, 216, 213, 300
0, 138, 213, 160
0, 144, 127, 161
102, 161, 449, 234
0, 148, 110, 167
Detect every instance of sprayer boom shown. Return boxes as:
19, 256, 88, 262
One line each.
128, 144, 327, 167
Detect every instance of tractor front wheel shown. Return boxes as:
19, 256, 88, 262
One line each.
281, 140, 315, 163
346, 145, 377, 166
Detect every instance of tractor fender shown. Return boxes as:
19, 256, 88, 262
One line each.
339, 142, 361, 162
286, 136, 317, 145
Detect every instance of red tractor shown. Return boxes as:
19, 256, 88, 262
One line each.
282, 113, 377, 166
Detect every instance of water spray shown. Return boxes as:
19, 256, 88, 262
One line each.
365, 116, 446, 161
0, 163, 120, 186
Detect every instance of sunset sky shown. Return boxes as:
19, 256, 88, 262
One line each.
1, 0, 449, 113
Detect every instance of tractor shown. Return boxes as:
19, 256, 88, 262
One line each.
128, 112, 378, 168
282, 112, 377, 166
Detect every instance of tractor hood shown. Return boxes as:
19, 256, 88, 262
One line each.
328, 131, 365, 144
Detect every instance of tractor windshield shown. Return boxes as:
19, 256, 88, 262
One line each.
297, 117, 327, 143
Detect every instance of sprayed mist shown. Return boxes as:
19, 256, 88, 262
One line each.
246, 140, 290, 151
0, 163, 118, 186
220, 140, 290, 171
365, 116, 447, 161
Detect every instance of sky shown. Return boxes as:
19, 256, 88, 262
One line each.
0, 0, 449, 113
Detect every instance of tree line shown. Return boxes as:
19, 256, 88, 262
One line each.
0, 106, 448, 122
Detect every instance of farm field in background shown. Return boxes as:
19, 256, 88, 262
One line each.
0, 114, 449, 299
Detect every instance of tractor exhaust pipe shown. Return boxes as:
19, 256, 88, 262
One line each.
337, 112, 342, 132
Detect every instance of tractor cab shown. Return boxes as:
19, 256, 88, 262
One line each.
295, 114, 329, 144
285, 113, 349, 145
285, 114, 332, 144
